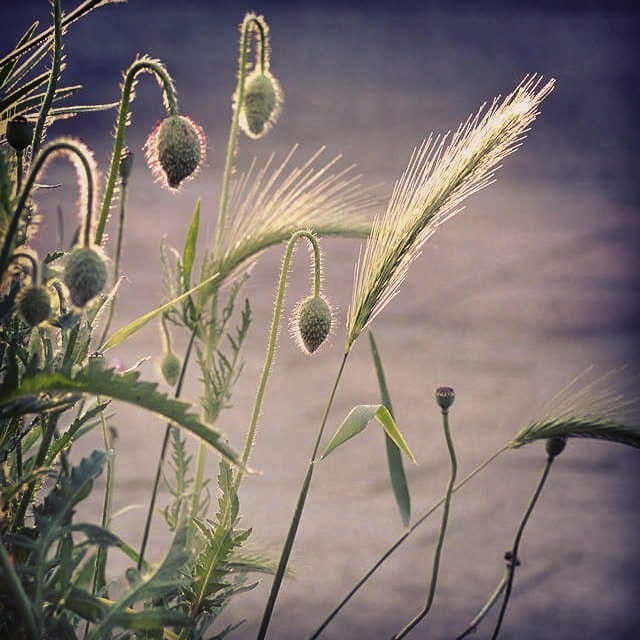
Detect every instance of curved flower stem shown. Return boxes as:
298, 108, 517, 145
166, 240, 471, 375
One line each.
307, 447, 507, 640
391, 402, 458, 639
256, 350, 349, 640
30, 0, 63, 159
234, 230, 321, 492
98, 158, 130, 347
137, 325, 197, 571
95, 58, 178, 245
212, 14, 269, 260
489, 454, 555, 640
0, 139, 96, 286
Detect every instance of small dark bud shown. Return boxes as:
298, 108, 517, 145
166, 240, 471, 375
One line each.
435, 386, 455, 411
6, 116, 34, 153
504, 550, 521, 567
546, 436, 567, 460
119, 148, 134, 183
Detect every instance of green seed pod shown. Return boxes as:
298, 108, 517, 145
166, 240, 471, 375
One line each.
160, 351, 181, 386
294, 294, 332, 354
435, 386, 455, 411
6, 116, 34, 153
17, 285, 51, 326
63, 245, 108, 308
240, 72, 282, 139
145, 115, 206, 190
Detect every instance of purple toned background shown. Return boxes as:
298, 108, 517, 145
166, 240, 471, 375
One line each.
2, 2, 639, 639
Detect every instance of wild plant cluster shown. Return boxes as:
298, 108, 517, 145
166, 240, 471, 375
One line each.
0, 2, 638, 639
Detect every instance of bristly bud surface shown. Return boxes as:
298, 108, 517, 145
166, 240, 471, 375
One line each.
240, 71, 282, 139
292, 294, 333, 354
17, 285, 52, 326
63, 245, 108, 308
144, 115, 206, 190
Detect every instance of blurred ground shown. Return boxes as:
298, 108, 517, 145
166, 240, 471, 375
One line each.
2, 1, 639, 639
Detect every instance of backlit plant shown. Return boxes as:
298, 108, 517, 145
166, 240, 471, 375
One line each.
0, 2, 637, 640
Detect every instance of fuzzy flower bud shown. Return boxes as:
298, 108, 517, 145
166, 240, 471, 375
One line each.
17, 285, 52, 326
63, 245, 108, 308
144, 115, 206, 190
6, 116, 34, 153
239, 71, 282, 139
293, 294, 332, 354
545, 435, 567, 460
160, 351, 181, 386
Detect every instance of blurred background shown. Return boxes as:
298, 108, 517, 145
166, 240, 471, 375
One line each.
2, 1, 639, 639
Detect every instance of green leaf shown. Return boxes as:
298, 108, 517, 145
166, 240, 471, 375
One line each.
0, 362, 243, 468
182, 199, 200, 290
322, 404, 416, 464
101, 268, 221, 351
369, 331, 411, 527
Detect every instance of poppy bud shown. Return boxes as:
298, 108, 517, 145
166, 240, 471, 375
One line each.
240, 71, 282, 139
435, 387, 455, 411
293, 294, 332, 354
145, 115, 206, 190
17, 285, 51, 326
6, 116, 34, 153
63, 245, 108, 308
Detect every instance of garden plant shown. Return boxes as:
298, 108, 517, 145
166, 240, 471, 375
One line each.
0, 1, 638, 639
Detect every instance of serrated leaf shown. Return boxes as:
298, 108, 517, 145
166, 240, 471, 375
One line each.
322, 404, 416, 464
182, 199, 200, 290
101, 269, 221, 351
369, 331, 411, 527
0, 362, 243, 468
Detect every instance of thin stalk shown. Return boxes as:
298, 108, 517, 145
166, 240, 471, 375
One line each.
489, 455, 555, 640
307, 447, 507, 640
15, 154, 24, 195
95, 58, 178, 245
91, 410, 115, 595
391, 401, 458, 639
137, 326, 197, 570
98, 163, 130, 346
454, 570, 508, 640
234, 231, 321, 492
212, 15, 267, 260
256, 351, 349, 640
0, 539, 40, 640
30, 0, 62, 159
0, 139, 96, 280
11, 413, 59, 533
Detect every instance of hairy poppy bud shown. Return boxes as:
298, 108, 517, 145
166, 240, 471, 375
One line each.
6, 116, 34, 153
144, 115, 206, 190
17, 285, 51, 326
160, 351, 181, 386
63, 245, 108, 308
119, 148, 134, 183
546, 436, 567, 460
240, 71, 282, 139
293, 294, 332, 354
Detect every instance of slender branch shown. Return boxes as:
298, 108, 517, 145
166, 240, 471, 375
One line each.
307, 446, 507, 640
30, 0, 63, 159
212, 14, 268, 259
489, 455, 555, 640
235, 230, 321, 492
137, 325, 197, 570
391, 390, 458, 639
95, 58, 178, 245
256, 351, 349, 640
